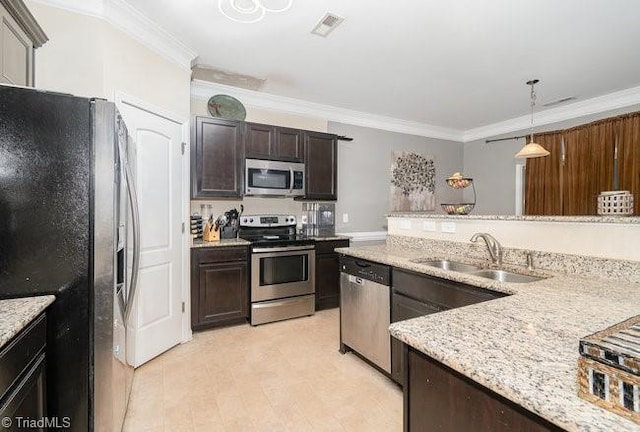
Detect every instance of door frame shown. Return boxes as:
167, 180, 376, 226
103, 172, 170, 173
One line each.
114, 91, 192, 344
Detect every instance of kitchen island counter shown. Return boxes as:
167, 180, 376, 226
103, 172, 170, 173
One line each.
337, 244, 640, 432
0, 295, 55, 349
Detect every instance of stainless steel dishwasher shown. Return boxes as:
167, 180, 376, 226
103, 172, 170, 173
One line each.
339, 256, 391, 373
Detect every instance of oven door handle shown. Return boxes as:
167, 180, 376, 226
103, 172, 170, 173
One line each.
253, 245, 314, 253
289, 166, 294, 194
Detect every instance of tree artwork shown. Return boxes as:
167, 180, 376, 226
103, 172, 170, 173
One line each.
390, 152, 436, 212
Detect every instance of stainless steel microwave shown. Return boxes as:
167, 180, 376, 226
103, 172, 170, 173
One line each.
245, 158, 305, 197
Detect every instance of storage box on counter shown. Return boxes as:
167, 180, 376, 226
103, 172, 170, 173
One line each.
577, 315, 640, 424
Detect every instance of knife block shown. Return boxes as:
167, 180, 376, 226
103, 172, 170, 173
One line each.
202, 223, 220, 242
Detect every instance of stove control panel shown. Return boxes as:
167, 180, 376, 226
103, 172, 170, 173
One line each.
240, 214, 297, 228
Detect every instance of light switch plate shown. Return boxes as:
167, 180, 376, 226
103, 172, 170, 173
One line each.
422, 221, 436, 231
399, 219, 411, 230
441, 222, 456, 233
342, 213, 349, 223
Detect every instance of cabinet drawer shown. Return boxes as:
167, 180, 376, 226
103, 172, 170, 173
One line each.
315, 239, 349, 255
392, 269, 505, 310
0, 314, 46, 399
193, 247, 248, 264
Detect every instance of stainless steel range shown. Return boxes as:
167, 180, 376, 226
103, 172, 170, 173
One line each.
239, 214, 315, 325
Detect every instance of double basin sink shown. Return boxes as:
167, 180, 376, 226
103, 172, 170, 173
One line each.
409, 259, 547, 284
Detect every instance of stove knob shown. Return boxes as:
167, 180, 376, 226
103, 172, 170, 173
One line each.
242, 218, 247, 223
249, 218, 254, 223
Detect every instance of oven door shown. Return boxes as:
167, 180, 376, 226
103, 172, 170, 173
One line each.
251, 245, 315, 302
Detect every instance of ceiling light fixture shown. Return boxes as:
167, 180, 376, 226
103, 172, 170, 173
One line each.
515, 79, 550, 159
218, 0, 292, 24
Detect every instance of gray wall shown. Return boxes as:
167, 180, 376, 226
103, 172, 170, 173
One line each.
328, 122, 464, 232
464, 104, 640, 215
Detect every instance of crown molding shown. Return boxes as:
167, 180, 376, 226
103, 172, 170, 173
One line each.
29, 0, 197, 69
191, 80, 463, 142
463, 85, 640, 142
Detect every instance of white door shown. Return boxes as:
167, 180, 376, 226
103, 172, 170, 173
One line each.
119, 99, 184, 367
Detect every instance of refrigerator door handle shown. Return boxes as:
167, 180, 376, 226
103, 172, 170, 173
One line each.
122, 150, 141, 323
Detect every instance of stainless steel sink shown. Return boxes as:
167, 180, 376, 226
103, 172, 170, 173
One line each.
468, 269, 546, 283
409, 259, 482, 273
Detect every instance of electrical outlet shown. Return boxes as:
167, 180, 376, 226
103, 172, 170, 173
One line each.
441, 222, 456, 233
399, 219, 411, 230
422, 221, 436, 231
342, 213, 349, 223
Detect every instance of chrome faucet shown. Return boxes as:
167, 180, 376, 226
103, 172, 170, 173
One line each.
470, 233, 503, 266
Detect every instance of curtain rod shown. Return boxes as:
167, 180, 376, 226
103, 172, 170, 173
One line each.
485, 135, 528, 144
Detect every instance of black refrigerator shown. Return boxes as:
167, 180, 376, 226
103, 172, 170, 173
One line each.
0, 84, 140, 431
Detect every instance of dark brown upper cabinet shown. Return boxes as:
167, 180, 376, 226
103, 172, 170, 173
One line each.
245, 122, 303, 162
191, 116, 244, 199
297, 131, 338, 201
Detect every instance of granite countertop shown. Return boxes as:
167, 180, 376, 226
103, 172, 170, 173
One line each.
191, 236, 350, 248
191, 238, 251, 248
336, 244, 640, 432
0, 296, 56, 350
387, 213, 640, 224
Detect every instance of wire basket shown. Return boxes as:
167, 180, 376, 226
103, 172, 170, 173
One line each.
597, 191, 634, 216
441, 203, 475, 215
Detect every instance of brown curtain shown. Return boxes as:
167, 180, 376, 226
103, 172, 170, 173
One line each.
524, 132, 563, 215
616, 113, 640, 215
563, 120, 615, 215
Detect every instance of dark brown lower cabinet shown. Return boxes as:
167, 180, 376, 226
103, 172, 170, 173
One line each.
314, 239, 349, 310
405, 346, 563, 432
0, 314, 47, 431
191, 247, 249, 330
391, 269, 507, 385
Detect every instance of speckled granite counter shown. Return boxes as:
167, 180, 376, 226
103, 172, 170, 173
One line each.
336, 244, 640, 432
191, 238, 251, 248
192, 236, 349, 248
388, 212, 640, 224
0, 296, 55, 349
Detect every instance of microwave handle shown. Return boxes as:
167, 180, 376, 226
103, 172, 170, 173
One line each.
289, 166, 294, 194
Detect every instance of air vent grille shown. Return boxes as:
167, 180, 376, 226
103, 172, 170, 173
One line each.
311, 13, 344, 37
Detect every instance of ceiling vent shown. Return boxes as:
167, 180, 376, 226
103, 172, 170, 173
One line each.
543, 96, 577, 107
311, 13, 344, 37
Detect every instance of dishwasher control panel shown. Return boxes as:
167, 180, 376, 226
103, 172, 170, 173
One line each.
339, 256, 390, 285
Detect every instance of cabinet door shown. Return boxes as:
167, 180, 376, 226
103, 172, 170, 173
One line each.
301, 131, 337, 200
275, 127, 303, 162
0, 4, 33, 86
406, 348, 560, 431
191, 117, 244, 198
245, 122, 275, 160
0, 354, 46, 430
315, 253, 340, 310
194, 261, 248, 329
390, 292, 442, 385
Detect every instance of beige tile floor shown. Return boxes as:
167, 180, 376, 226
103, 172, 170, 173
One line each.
123, 308, 402, 432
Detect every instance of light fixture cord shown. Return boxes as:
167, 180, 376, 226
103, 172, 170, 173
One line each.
530, 82, 536, 143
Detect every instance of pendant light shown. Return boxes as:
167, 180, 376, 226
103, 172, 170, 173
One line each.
515, 79, 550, 159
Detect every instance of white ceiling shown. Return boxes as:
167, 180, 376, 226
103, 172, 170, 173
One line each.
126, 0, 640, 131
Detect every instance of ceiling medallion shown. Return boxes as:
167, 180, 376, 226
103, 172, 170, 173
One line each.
218, 0, 293, 24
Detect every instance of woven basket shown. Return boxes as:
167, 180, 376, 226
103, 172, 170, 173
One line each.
597, 191, 634, 216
